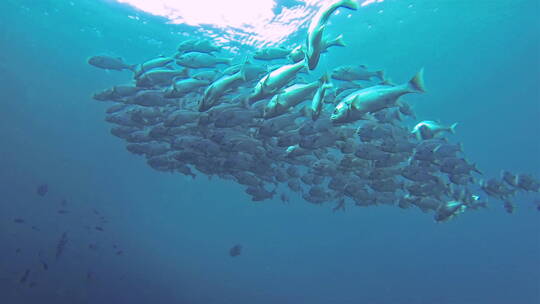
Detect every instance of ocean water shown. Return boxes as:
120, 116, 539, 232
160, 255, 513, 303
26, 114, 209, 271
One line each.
0, 0, 539, 303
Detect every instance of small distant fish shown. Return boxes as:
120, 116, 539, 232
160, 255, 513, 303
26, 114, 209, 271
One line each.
19, 269, 30, 284
88, 55, 135, 72
31, 226, 40, 231
57, 210, 69, 214
116, 250, 124, 256
40, 260, 48, 271
29, 281, 37, 288
55, 232, 68, 260
15, 248, 21, 254
36, 184, 48, 196
95, 226, 104, 232
229, 244, 242, 257
86, 271, 94, 280
60, 199, 67, 207
13, 218, 25, 224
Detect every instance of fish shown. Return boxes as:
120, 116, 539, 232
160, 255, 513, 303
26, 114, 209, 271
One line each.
305, 0, 359, 70
434, 201, 467, 222
331, 69, 425, 124
133, 55, 175, 78
249, 59, 307, 104
40, 260, 48, 271
331, 64, 384, 82
136, 68, 189, 87
19, 269, 30, 284
289, 34, 346, 63
164, 78, 209, 98
177, 39, 220, 54
412, 120, 457, 140
55, 232, 68, 260
263, 78, 322, 118
88, 55, 135, 72
199, 69, 246, 112
310, 74, 333, 120
175, 52, 231, 69
36, 184, 48, 196
253, 47, 291, 61
229, 244, 242, 257
13, 218, 25, 223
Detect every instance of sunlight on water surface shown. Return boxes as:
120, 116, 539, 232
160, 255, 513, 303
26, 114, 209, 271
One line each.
115, 0, 383, 47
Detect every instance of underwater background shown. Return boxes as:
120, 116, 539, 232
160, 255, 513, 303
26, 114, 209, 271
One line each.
0, 0, 539, 303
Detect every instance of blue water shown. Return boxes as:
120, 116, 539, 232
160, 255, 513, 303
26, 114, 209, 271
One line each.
1, 0, 539, 303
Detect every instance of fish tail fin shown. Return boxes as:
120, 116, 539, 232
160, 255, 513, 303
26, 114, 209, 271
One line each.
450, 122, 458, 134
376, 70, 385, 81
178, 68, 190, 79
472, 163, 482, 175
128, 64, 138, 73
319, 73, 329, 84
238, 67, 247, 82
341, 0, 360, 10
240, 95, 250, 109
333, 34, 346, 47
299, 105, 312, 118
407, 68, 426, 93
392, 109, 402, 121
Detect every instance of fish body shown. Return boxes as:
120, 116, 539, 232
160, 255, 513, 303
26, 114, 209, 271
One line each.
136, 68, 189, 87
88, 55, 135, 71
310, 75, 332, 120
199, 69, 246, 112
55, 232, 68, 260
164, 78, 209, 98
229, 244, 242, 257
177, 39, 219, 54
412, 120, 457, 140
263, 80, 320, 118
331, 64, 384, 81
306, 0, 359, 70
253, 47, 291, 60
331, 69, 425, 124
134, 56, 174, 78
250, 59, 307, 103
175, 52, 231, 69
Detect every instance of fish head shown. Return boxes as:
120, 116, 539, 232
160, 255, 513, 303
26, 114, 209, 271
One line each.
263, 97, 280, 118
87, 56, 104, 66
330, 101, 350, 123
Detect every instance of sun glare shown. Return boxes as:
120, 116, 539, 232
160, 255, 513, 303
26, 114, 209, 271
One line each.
115, 0, 384, 46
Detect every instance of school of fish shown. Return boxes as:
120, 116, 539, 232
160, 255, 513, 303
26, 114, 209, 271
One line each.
88, 0, 539, 222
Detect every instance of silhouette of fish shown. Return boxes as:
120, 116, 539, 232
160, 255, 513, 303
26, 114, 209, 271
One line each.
55, 232, 68, 260
229, 244, 242, 257
36, 184, 48, 196
19, 269, 30, 284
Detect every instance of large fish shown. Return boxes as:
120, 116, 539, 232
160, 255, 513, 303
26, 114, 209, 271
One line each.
310, 74, 333, 120
263, 77, 323, 118
289, 34, 345, 63
306, 0, 359, 70
198, 69, 246, 112
133, 56, 174, 78
249, 59, 307, 104
331, 69, 425, 124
